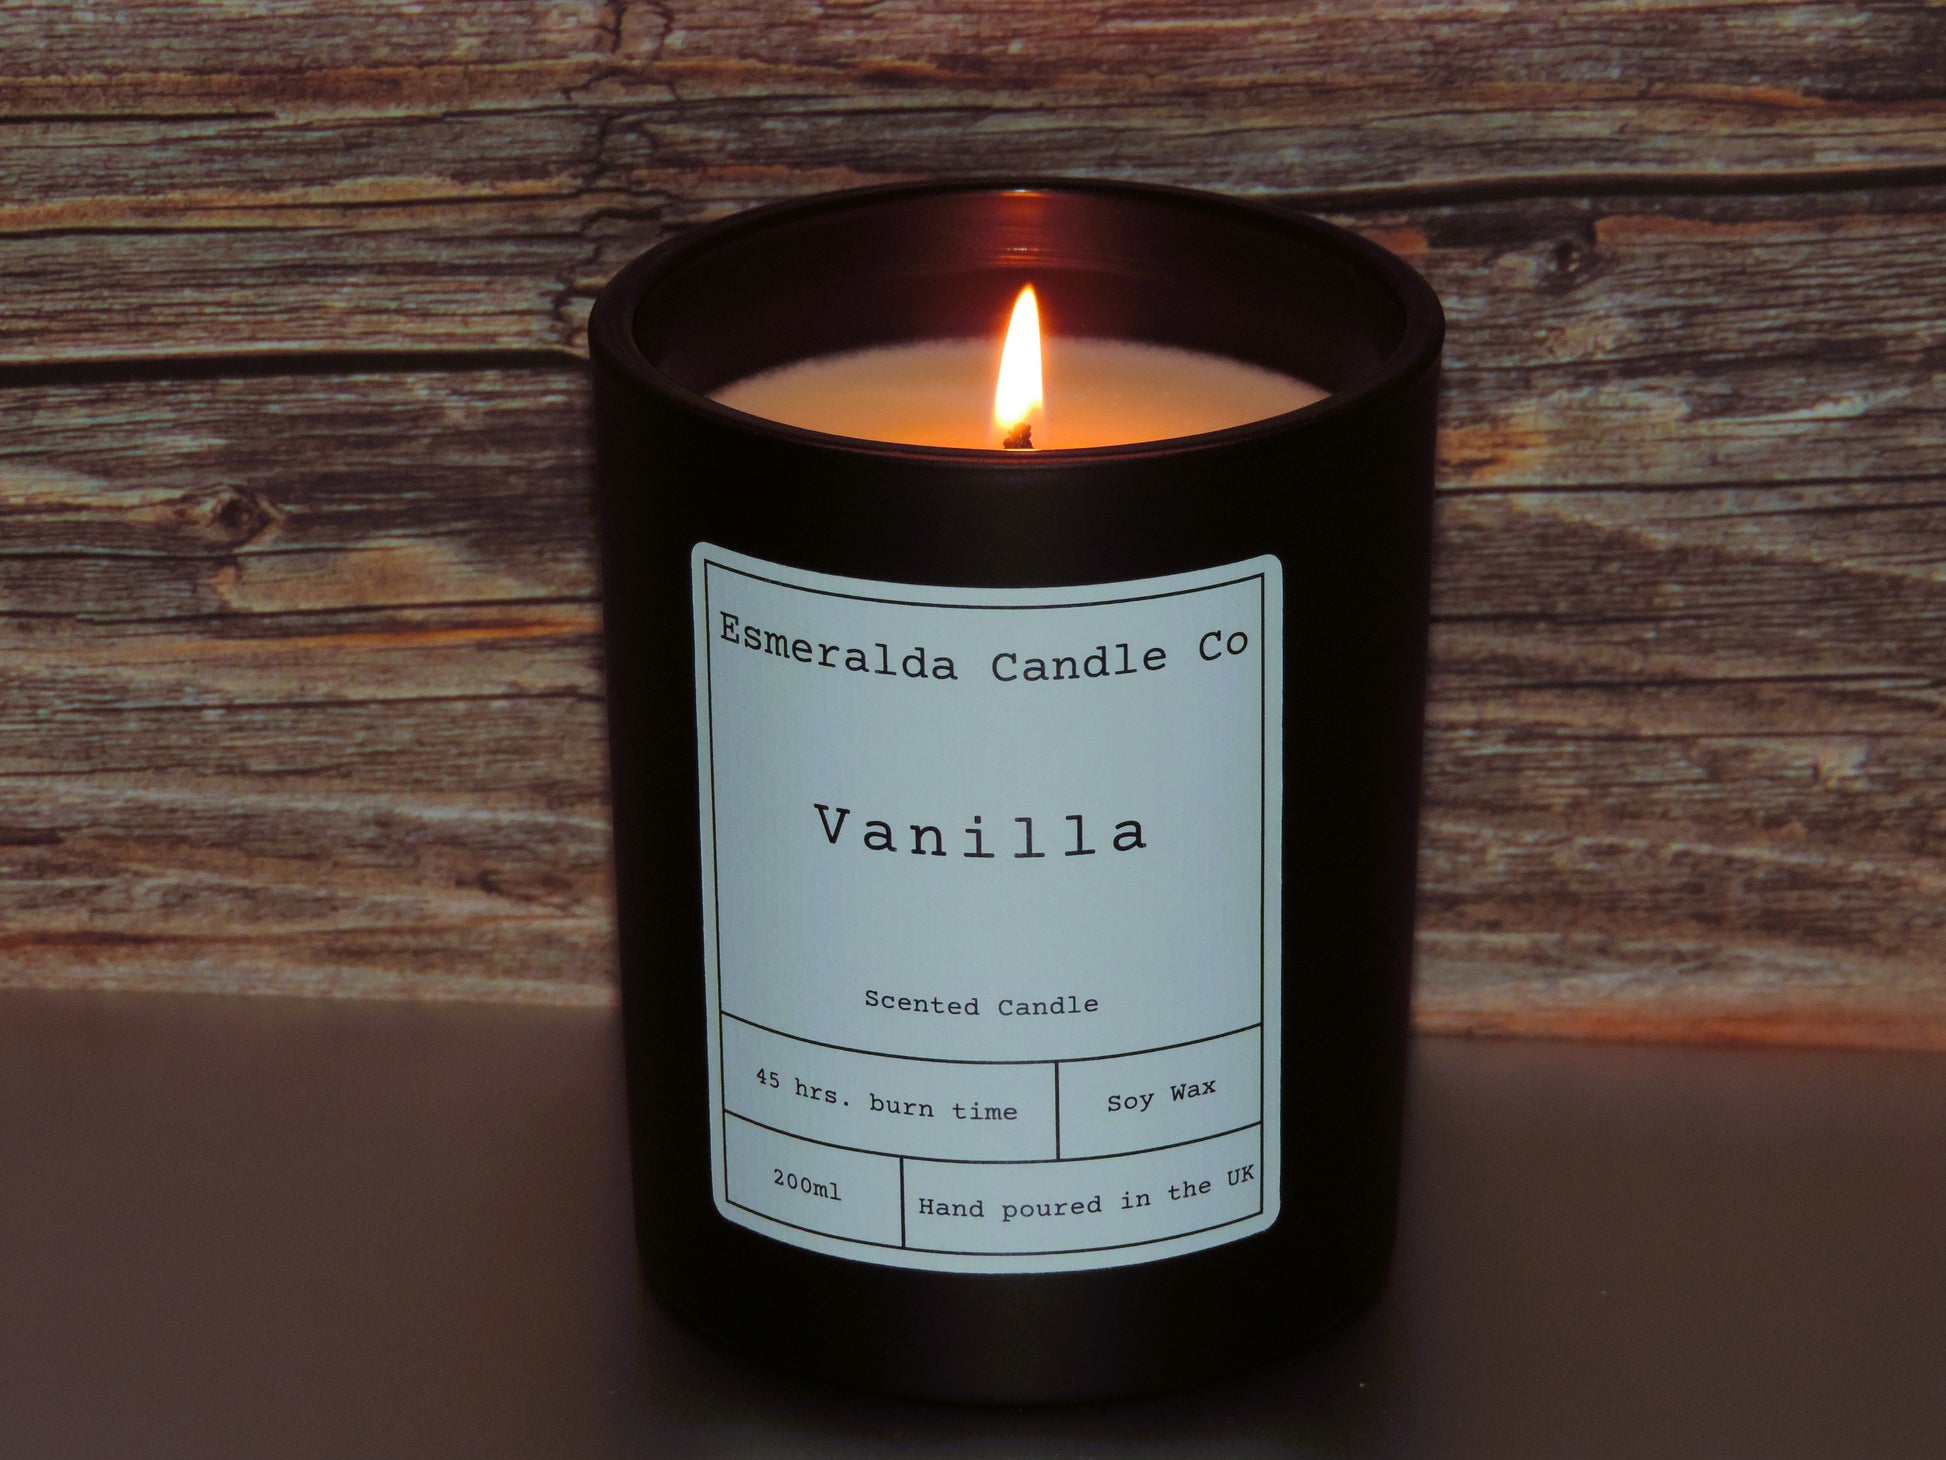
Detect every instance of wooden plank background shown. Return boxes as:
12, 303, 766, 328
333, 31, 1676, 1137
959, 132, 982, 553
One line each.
3, 1, 1942, 1046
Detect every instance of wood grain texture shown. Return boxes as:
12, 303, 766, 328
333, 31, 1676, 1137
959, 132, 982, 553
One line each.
3, 0, 1944, 363
1, 372, 611, 1003
2, 1, 1942, 1044
0, 373, 607, 1004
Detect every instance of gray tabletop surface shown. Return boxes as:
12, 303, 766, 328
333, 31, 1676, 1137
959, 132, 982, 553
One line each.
2, 988, 1941, 1459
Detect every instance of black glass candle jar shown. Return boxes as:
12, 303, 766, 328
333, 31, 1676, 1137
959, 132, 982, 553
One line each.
588, 179, 1442, 1403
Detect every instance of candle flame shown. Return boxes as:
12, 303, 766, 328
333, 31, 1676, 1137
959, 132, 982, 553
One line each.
993, 284, 1042, 444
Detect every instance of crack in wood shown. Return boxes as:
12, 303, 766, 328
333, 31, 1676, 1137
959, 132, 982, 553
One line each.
0, 110, 282, 125
48, 689, 605, 715
0, 350, 583, 391
1278, 163, 1946, 212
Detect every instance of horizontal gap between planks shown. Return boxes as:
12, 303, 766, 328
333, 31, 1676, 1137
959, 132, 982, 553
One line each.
1278, 160, 1946, 212
0, 348, 586, 390
0, 110, 283, 126
1436, 488, 1945, 514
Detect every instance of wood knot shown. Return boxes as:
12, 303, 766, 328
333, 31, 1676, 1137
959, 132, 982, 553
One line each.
464, 867, 580, 912
1542, 228, 1603, 293
177, 486, 282, 549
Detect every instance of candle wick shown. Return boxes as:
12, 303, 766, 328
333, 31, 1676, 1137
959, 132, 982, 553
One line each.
1002, 422, 1034, 450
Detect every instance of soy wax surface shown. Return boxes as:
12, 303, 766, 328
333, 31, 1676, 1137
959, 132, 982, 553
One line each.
712, 337, 1327, 449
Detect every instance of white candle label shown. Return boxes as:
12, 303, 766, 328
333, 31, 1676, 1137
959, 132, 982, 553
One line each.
692, 543, 1282, 1273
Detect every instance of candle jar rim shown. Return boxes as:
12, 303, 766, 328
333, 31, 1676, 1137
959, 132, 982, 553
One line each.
589, 177, 1444, 461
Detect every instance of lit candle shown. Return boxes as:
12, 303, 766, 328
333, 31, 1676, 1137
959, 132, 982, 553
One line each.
712, 283, 1328, 449
590, 178, 1445, 1405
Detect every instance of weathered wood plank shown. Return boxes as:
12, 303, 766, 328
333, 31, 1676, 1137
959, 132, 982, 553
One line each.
8, 160, 1942, 506
4, 188, 1943, 504
0, 1, 1942, 365
0, 212, 596, 362
0, 368, 597, 615
7, 88, 1939, 228
7, 0, 1943, 135
0, 369, 611, 1002
1, 372, 1940, 1041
